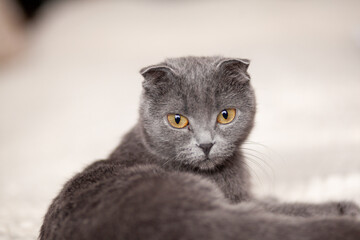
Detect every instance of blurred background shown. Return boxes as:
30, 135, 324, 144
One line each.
1, 0, 360, 238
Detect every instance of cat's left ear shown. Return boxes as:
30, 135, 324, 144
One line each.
216, 58, 250, 81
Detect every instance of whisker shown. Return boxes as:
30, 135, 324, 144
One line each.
241, 147, 275, 169
241, 149, 275, 179
243, 140, 286, 166
244, 155, 274, 185
242, 160, 262, 187
243, 140, 271, 149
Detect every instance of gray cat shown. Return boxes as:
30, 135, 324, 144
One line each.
40, 56, 360, 240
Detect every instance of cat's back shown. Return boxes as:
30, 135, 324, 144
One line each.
39, 159, 224, 240
40, 160, 162, 239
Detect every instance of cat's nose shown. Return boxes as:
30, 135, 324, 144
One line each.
198, 143, 214, 156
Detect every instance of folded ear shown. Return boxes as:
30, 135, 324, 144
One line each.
216, 58, 250, 71
140, 64, 177, 95
216, 58, 250, 81
140, 64, 176, 81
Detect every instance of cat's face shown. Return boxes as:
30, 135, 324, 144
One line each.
139, 56, 256, 171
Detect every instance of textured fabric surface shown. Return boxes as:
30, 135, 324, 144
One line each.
1, 0, 359, 239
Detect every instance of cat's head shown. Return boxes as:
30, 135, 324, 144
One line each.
139, 56, 256, 171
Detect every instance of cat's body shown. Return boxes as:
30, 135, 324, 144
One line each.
40, 56, 360, 240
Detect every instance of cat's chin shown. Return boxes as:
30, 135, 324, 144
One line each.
190, 156, 227, 171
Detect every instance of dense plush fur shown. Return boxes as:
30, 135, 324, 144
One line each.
40, 56, 360, 240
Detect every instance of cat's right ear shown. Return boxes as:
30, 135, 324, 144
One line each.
140, 65, 176, 80
140, 64, 176, 93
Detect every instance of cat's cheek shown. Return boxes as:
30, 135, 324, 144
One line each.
161, 126, 193, 152
216, 119, 250, 142
216, 125, 238, 140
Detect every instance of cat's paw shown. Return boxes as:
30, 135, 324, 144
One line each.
335, 201, 360, 217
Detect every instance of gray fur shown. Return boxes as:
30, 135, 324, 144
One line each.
40, 56, 360, 240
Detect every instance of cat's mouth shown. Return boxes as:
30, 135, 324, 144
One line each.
192, 155, 226, 171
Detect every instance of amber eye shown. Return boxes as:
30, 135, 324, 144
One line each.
167, 114, 189, 128
217, 109, 236, 124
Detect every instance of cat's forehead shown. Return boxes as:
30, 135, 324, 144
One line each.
163, 59, 239, 114
164, 56, 222, 80
166, 58, 220, 109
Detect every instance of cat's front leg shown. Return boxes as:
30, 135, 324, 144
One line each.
254, 198, 360, 218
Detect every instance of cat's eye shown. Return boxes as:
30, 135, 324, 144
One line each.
217, 109, 236, 124
167, 114, 189, 129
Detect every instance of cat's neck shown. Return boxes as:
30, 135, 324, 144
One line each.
109, 124, 156, 166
